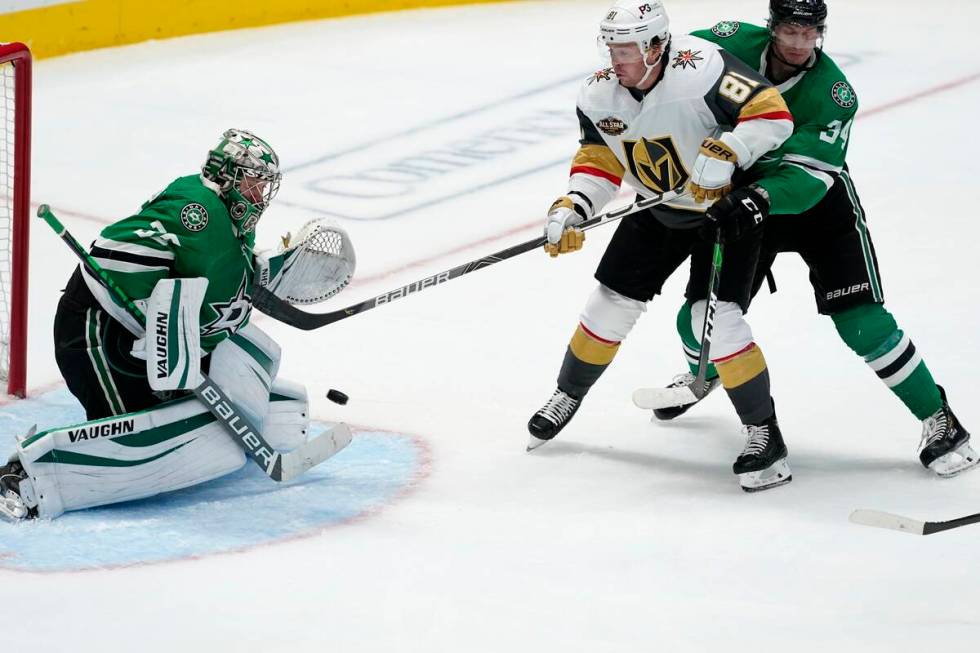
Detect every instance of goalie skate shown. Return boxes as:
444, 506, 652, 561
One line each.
919, 386, 978, 478
733, 413, 792, 493
0, 459, 37, 522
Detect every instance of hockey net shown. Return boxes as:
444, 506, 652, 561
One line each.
0, 43, 30, 397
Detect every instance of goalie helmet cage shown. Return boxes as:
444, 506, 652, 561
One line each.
0, 42, 30, 398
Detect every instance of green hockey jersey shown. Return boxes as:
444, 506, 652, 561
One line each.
692, 21, 858, 214
84, 174, 255, 353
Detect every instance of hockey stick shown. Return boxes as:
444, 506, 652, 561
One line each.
252, 190, 683, 330
37, 205, 352, 482
849, 509, 980, 535
632, 231, 724, 410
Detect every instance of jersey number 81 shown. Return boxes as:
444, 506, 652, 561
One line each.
718, 72, 760, 104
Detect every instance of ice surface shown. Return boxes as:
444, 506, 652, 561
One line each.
4, 0, 980, 650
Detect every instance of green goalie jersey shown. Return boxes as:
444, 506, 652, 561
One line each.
85, 174, 255, 353
692, 21, 858, 214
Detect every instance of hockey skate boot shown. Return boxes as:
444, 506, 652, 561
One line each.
652, 372, 721, 421
527, 388, 582, 451
918, 386, 978, 478
733, 413, 792, 492
0, 458, 38, 522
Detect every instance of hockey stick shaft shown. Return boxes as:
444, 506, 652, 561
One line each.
691, 233, 723, 399
924, 512, 980, 534
252, 190, 682, 330
37, 205, 349, 482
631, 233, 723, 410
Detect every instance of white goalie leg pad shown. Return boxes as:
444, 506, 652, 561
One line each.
16, 396, 246, 519
265, 378, 310, 451
145, 277, 208, 392
579, 284, 647, 342
255, 218, 356, 305
690, 299, 754, 360
208, 322, 282, 433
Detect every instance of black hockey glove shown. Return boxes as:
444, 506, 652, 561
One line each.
699, 185, 770, 242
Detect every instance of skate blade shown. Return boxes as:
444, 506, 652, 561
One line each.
526, 435, 549, 452
930, 442, 979, 478
738, 458, 792, 492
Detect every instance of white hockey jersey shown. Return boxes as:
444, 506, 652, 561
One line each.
566, 34, 793, 227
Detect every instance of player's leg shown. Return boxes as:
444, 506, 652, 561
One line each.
1, 324, 308, 521
806, 172, 975, 476
53, 268, 163, 420
688, 227, 790, 491
653, 226, 785, 421
527, 212, 690, 450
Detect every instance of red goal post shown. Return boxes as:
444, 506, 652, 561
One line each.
0, 42, 30, 398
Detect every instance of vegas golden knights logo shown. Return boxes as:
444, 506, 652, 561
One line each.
623, 137, 689, 194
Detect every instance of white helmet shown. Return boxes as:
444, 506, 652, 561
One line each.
599, 1, 670, 53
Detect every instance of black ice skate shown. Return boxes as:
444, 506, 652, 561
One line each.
527, 388, 582, 451
0, 458, 37, 522
918, 386, 978, 478
651, 372, 721, 421
733, 413, 792, 492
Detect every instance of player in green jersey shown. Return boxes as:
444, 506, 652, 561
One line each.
646, 0, 977, 481
52, 128, 282, 418
0, 129, 357, 521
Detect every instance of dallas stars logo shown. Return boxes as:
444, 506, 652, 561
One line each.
831, 81, 857, 108
711, 21, 740, 37
180, 203, 209, 232
671, 49, 704, 70
202, 273, 252, 338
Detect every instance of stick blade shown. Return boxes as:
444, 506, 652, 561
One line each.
276, 423, 353, 482
849, 509, 926, 535
632, 385, 698, 410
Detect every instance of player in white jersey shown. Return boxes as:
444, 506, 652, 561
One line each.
527, 1, 796, 491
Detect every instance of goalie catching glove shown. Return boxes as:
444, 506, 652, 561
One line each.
543, 196, 589, 257
256, 218, 356, 304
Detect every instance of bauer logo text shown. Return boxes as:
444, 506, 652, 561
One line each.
826, 283, 870, 300
376, 272, 451, 305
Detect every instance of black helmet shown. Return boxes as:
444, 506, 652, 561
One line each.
769, 0, 827, 29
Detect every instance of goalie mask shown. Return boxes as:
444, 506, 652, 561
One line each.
202, 129, 282, 235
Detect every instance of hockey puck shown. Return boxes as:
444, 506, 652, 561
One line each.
327, 389, 349, 405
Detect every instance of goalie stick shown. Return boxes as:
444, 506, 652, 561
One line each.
849, 508, 980, 535
37, 205, 352, 483
251, 190, 682, 330
632, 231, 724, 410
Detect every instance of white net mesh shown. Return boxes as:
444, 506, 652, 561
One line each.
0, 59, 15, 384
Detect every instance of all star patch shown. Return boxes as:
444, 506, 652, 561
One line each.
671, 49, 704, 70
180, 203, 209, 232
710, 21, 740, 38
588, 68, 614, 85
831, 81, 857, 108
596, 117, 628, 136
